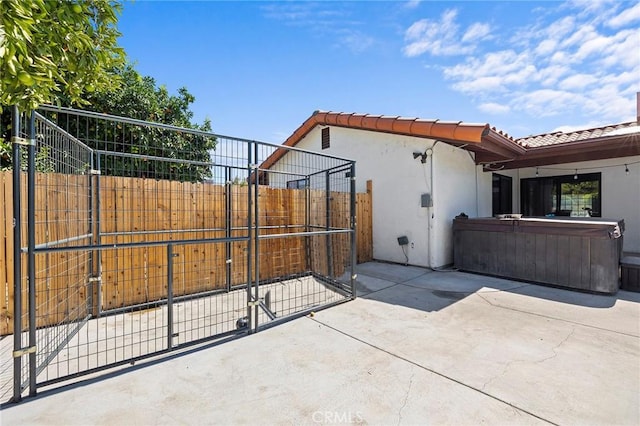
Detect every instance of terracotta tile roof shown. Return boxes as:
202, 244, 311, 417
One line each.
516, 122, 639, 148
308, 111, 494, 143
261, 110, 522, 170
261, 110, 640, 172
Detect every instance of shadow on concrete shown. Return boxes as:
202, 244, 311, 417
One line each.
354, 261, 639, 313
0, 333, 244, 410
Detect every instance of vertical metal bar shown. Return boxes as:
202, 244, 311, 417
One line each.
246, 143, 253, 333
325, 171, 333, 278
95, 154, 102, 316
12, 105, 23, 402
225, 167, 232, 292
253, 143, 260, 332
349, 162, 357, 299
27, 112, 37, 396
167, 244, 174, 350
87, 150, 94, 316
304, 176, 310, 271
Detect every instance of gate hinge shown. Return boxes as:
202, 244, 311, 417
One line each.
13, 346, 36, 358
11, 137, 36, 146
89, 169, 101, 175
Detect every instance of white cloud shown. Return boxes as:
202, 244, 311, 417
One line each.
403, 9, 491, 57
445, 50, 538, 93
545, 15, 576, 40
462, 23, 491, 43
564, 0, 620, 20
337, 30, 375, 53
607, 2, 640, 28
403, 9, 464, 56
262, 3, 375, 53
404, 0, 422, 9
600, 66, 640, 89
409, 1, 640, 125
511, 89, 585, 118
552, 121, 605, 133
535, 39, 557, 56
537, 65, 572, 86
599, 28, 640, 68
558, 74, 598, 90
478, 103, 511, 115
560, 25, 597, 50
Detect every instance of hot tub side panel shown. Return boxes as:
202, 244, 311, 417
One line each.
453, 218, 622, 293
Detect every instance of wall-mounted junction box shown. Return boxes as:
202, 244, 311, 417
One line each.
421, 193, 432, 208
397, 236, 409, 246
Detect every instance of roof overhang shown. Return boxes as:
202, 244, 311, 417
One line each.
261, 111, 524, 170
489, 131, 640, 170
261, 111, 640, 173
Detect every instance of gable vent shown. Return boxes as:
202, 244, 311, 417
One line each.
321, 127, 330, 149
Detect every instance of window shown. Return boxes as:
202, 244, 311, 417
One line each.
521, 172, 601, 217
321, 127, 330, 149
286, 178, 308, 189
257, 171, 269, 186
492, 173, 513, 215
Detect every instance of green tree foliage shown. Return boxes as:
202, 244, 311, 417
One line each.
50, 64, 216, 182
0, 0, 215, 181
0, 0, 125, 112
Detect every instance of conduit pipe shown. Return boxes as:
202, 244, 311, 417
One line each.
426, 140, 440, 268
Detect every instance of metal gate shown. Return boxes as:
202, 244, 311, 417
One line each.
5, 105, 356, 402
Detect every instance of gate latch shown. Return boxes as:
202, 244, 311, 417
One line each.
13, 346, 36, 358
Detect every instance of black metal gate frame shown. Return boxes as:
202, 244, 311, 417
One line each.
9, 105, 358, 402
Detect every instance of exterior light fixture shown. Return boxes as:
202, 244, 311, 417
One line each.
574, 169, 578, 180
625, 164, 629, 175
535, 167, 539, 176
412, 151, 427, 163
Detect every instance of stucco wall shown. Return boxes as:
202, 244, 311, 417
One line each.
268, 126, 482, 267
267, 124, 639, 265
432, 143, 493, 267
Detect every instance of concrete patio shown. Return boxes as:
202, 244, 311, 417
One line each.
1, 261, 639, 425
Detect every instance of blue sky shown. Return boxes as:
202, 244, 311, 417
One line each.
117, 0, 640, 142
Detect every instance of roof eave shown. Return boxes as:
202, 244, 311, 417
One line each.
499, 132, 640, 169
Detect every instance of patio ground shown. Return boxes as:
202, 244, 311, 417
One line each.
1, 261, 639, 425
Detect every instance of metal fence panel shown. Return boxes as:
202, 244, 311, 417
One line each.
5, 105, 356, 402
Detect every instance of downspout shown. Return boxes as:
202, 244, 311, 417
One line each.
461, 148, 479, 217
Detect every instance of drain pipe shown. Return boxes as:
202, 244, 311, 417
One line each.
426, 141, 440, 268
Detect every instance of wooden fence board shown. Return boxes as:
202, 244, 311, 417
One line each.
1, 172, 372, 334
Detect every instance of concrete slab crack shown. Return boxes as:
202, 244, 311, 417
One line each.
482, 362, 511, 392
481, 326, 577, 392
309, 317, 559, 425
397, 372, 415, 426
536, 326, 576, 364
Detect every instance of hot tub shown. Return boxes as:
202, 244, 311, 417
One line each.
453, 217, 624, 293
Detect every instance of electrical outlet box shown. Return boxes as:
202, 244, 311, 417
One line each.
397, 236, 409, 246
421, 193, 432, 208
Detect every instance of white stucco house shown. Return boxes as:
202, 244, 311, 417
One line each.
261, 100, 640, 269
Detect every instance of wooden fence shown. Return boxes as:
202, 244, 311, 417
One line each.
0, 172, 373, 335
